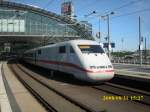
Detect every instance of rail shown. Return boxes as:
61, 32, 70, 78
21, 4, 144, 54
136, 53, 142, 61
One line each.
9, 62, 106, 112
92, 82, 150, 105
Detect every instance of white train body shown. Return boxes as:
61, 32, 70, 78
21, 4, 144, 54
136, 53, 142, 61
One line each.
23, 40, 114, 82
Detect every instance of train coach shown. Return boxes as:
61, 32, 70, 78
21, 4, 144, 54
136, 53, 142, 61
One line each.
23, 39, 114, 82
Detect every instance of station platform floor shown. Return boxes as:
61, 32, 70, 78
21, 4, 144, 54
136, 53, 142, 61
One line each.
0, 61, 46, 112
0, 62, 12, 112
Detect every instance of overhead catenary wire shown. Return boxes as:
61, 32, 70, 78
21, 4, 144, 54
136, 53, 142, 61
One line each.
112, 8, 150, 19
91, 0, 144, 18
88, 7, 150, 39
76, 0, 99, 13
84, 1, 142, 21
89, 7, 150, 26
103, 0, 143, 14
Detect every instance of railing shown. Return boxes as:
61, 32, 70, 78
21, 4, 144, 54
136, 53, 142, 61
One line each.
112, 59, 150, 65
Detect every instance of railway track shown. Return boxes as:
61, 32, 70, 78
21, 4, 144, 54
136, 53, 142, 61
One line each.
92, 82, 150, 105
20, 61, 150, 105
9, 65, 57, 112
8, 62, 106, 112
7, 61, 150, 112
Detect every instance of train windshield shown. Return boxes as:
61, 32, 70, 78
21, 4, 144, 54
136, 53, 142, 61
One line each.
78, 45, 104, 54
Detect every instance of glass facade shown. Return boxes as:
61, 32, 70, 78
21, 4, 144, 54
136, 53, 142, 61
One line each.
0, 6, 79, 37
0, 1, 93, 53
0, 1, 94, 40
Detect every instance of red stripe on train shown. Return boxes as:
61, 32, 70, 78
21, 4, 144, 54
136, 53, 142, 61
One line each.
38, 59, 114, 73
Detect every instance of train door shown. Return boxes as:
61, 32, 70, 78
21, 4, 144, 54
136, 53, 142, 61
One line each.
67, 45, 77, 74
58, 45, 67, 72
68, 46, 75, 61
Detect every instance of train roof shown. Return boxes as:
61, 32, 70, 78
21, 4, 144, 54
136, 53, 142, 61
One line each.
24, 39, 100, 53
68, 39, 99, 44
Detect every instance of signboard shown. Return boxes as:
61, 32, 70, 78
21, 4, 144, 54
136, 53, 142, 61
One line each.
61, 1, 72, 16
0, 19, 25, 32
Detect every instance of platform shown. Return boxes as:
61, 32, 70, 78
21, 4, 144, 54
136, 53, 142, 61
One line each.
114, 63, 150, 77
0, 62, 12, 112
0, 61, 46, 112
113, 63, 150, 83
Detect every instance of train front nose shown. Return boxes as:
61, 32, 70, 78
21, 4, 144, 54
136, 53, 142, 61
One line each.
86, 69, 115, 82
81, 53, 114, 82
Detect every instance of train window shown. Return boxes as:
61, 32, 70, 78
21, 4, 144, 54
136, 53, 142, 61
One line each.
59, 46, 66, 53
38, 50, 41, 55
78, 45, 104, 54
70, 46, 75, 53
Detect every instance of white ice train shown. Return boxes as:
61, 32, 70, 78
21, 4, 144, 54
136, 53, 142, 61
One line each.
23, 40, 114, 82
